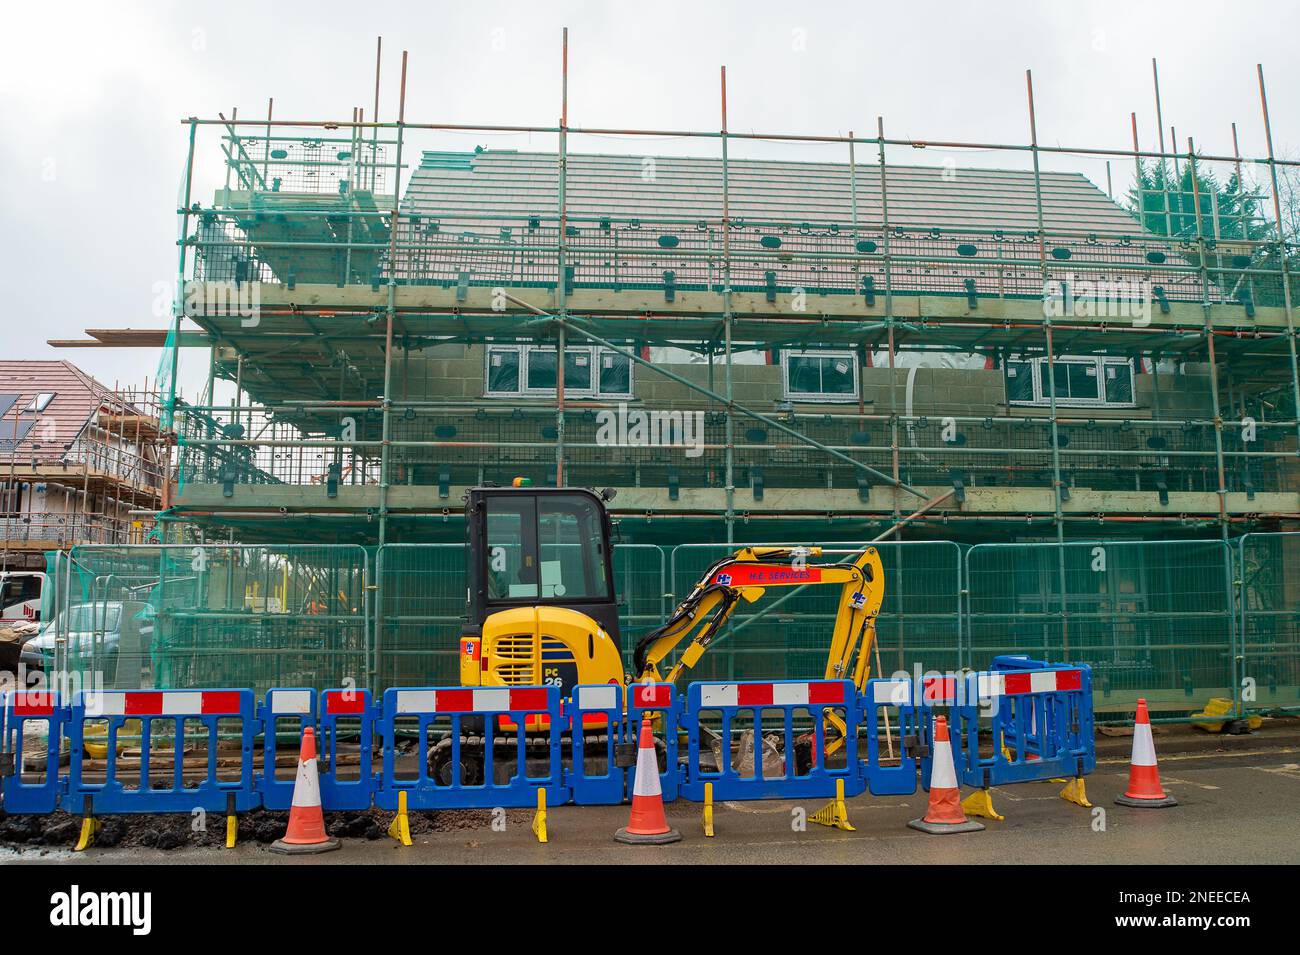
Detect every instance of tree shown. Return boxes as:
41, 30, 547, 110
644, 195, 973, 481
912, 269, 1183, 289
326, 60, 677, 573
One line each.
1127, 157, 1269, 241
1127, 156, 1288, 305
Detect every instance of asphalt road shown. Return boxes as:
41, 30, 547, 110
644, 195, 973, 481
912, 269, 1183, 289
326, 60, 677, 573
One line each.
7, 742, 1298, 865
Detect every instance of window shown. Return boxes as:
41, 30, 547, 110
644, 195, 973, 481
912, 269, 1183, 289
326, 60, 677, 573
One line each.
782, 350, 858, 402
486, 347, 521, 393
486, 495, 537, 600
526, 348, 592, 393
484, 493, 611, 602
1, 574, 43, 607
484, 345, 633, 398
537, 496, 610, 600
1006, 356, 1136, 408
598, 349, 631, 395
0, 418, 34, 452
25, 393, 56, 413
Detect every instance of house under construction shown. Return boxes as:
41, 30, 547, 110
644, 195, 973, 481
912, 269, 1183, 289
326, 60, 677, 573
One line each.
50, 45, 1300, 721
0, 361, 163, 573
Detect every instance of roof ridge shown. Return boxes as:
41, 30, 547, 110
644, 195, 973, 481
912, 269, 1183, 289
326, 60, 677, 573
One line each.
443, 148, 1092, 182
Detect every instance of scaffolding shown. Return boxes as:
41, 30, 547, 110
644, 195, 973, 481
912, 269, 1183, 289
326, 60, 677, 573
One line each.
47, 34, 1300, 721
1, 383, 165, 570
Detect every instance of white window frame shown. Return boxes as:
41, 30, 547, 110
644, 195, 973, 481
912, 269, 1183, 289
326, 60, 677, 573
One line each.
25, 392, 56, 413
484, 344, 634, 399
781, 349, 859, 403
1006, 355, 1136, 408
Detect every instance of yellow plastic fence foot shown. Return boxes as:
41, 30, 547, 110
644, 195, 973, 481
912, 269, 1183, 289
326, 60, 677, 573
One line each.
74, 796, 101, 852
810, 779, 856, 831
74, 818, 101, 852
1000, 743, 1013, 761
961, 787, 1005, 822
702, 782, 715, 838
225, 794, 238, 848
531, 789, 548, 844
388, 790, 413, 847
1059, 776, 1093, 809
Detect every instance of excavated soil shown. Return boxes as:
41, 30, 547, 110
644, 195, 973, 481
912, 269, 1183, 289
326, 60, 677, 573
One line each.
0, 805, 534, 852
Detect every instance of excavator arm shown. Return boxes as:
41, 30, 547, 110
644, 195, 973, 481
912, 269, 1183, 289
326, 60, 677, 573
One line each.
633, 546, 886, 734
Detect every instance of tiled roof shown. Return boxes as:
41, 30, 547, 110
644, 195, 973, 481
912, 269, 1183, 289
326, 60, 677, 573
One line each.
0, 360, 132, 463
404, 149, 1141, 235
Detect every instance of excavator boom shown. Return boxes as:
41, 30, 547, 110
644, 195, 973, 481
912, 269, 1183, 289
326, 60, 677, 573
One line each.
634, 545, 885, 697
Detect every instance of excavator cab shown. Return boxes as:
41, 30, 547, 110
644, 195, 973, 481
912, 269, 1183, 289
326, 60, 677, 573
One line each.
461, 483, 625, 697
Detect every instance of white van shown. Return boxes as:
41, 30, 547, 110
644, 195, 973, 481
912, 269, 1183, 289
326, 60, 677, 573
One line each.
0, 571, 45, 623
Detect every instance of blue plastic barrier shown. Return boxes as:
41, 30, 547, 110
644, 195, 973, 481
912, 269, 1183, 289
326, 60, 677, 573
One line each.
955, 660, 1096, 787
1, 691, 65, 814
0, 662, 1096, 821
63, 689, 259, 814
859, 678, 922, 796
318, 688, 377, 810
259, 688, 316, 810
626, 682, 682, 802
564, 684, 627, 805
682, 680, 863, 802
374, 686, 566, 810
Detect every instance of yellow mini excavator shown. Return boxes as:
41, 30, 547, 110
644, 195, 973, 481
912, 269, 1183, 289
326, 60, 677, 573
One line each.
441, 482, 884, 783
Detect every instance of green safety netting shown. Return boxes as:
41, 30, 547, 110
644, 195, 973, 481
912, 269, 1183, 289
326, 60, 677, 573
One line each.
33, 535, 1300, 723
1238, 533, 1300, 712
965, 539, 1239, 716
49, 545, 368, 697
154, 323, 179, 434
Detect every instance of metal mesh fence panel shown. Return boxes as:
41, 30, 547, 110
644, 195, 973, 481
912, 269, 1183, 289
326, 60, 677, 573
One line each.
1239, 532, 1300, 713
60, 545, 369, 696
37, 534, 1261, 724
667, 540, 962, 683
613, 544, 667, 672
965, 540, 1235, 714
374, 543, 466, 689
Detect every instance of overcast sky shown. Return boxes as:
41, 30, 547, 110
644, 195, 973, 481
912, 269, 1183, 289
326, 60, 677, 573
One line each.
2, 0, 1297, 398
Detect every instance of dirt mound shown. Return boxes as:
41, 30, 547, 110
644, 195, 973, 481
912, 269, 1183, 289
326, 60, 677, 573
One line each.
0, 805, 535, 851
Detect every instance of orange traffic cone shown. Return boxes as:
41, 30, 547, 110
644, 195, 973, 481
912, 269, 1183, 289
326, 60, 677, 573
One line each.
271, 726, 341, 854
908, 715, 985, 834
615, 716, 681, 845
1114, 698, 1177, 809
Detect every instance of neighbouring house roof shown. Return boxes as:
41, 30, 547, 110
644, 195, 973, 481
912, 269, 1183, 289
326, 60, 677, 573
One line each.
0, 360, 140, 463
403, 149, 1140, 236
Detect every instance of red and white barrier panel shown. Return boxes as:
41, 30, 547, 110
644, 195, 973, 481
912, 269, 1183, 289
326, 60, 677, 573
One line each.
268, 689, 313, 714
922, 676, 960, 704
393, 687, 549, 713
7, 692, 58, 716
574, 685, 619, 711
976, 670, 1082, 699
870, 679, 913, 706
323, 689, 367, 715
629, 683, 672, 708
699, 681, 845, 707
83, 690, 244, 716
